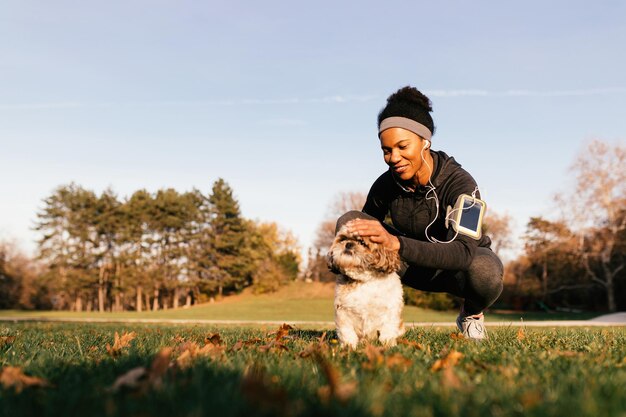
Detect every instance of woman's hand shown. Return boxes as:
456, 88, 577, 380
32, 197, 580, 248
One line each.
347, 219, 401, 252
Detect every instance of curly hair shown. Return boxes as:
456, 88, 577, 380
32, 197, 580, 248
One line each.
377, 86, 436, 136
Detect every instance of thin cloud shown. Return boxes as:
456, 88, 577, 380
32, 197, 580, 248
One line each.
425, 87, 626, 97
1, 89, 624, 110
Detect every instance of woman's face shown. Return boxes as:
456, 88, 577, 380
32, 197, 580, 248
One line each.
379, 127, 428, 185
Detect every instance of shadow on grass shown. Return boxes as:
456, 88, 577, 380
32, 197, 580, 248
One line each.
1, 352, 366, 417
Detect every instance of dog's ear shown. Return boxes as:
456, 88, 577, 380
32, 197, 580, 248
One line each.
371, 246, 402, 275
326, 252, 341, 274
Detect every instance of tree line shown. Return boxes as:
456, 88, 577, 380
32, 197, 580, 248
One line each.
1, 140, 624, 312
0, 178, 299, 311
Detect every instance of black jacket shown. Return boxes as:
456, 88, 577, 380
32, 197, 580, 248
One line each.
362, 150, 492, 271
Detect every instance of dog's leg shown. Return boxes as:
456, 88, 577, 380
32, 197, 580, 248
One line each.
378, 318, 405, 347
335, 307, 359, 349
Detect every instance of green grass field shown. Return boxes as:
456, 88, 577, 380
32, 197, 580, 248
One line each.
0, 282, 601, 323
1, 322, 624, 417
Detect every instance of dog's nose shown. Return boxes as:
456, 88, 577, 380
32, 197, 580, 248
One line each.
345, 241, 354, 250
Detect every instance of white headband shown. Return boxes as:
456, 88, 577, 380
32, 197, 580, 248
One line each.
378, 116, 432, 141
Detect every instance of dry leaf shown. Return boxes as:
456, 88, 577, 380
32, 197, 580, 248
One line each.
313, 351, 357, 404
267, 324, 293, 341
498, 365, 520, 379
552, 350, 579, 357
109, 348, 172, 393
205, 333, 222, 345
0, 366, 50, 393
516, 328, 526, 341
441, 366, 462, 390
299, 341, 328, 358
175, 342, 225, 369
109, 367, 148, 392
149, 347, 172, 388
231, 338, 263, 352
106, 331, 137, 356
258, 340, 289, 353
398, 339, 424, 350
362, 344, 385, 370
520, 390, 543, 408
430, 350, 464, 372
0, 336, 16, 347
385, 353, 413, 370
450, 333, 465, 341
240, 363, 290, 415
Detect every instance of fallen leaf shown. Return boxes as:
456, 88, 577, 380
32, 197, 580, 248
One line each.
398, 339, 424, 350
440, 366, 462, 390
0, 366, 50, 393
385, 353, 413, 370
299, 341, 328, 358
313, 351, 357, 403
450, 333, 465, 341
109, 348, 173, 393
205, 333, 222, 345
240, 363, 290, 416
109, 367, 148, 392
267, 323, 294, 341
552, 350, 579, 358
520, 390, 543, 408
149, 347, 172, 388
362, 344, 385, 370
175, 342, 225, 369
258, 340, 289, 353
231, 338, 263, 352
430, 350, 463, 372
498, 365, 520, 379
516, 328, 526, 341
0, 336, 16, 347
106, 331, 137, 356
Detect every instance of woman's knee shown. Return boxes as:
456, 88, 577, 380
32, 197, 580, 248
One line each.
467, 249, 504, 296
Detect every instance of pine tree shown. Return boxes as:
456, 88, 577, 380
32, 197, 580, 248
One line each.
208, 178, 250, 295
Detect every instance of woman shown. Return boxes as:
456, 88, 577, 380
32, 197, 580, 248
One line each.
337, 86, 503, 340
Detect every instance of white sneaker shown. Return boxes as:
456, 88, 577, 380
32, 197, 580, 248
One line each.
456, 312, 487, 341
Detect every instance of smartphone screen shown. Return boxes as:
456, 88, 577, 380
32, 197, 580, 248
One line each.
459, 199, 483, 231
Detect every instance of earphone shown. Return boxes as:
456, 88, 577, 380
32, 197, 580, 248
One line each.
420, 141, 479, 244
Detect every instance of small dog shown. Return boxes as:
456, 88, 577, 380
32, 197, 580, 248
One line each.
327, 225, 405, 348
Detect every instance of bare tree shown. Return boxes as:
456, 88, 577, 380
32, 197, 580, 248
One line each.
313, 191, 367, 251
566, 139, 625, 311
483, 211, 513, 255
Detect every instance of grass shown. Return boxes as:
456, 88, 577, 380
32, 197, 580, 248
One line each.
0, 322, 625, 417
0, 282, 602, 323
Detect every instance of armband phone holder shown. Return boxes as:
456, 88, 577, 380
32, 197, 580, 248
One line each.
445, 194, 487, 240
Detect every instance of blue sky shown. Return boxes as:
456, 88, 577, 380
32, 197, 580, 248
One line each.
1, 0, 625, 260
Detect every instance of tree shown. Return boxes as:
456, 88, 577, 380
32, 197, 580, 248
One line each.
0, 240, 48, 309
35, 183, 100, 310
566, 139, 626, 311
313, 191, 367, 251
523, 217, 583, 304
246, 221, 300, 294
208, 178, 250, 295
483, 211, 513, 255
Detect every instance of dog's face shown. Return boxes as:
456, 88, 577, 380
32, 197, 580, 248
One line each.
327, 225, 401, 281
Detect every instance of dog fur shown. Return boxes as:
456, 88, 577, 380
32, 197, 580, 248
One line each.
327, 225, 405, 348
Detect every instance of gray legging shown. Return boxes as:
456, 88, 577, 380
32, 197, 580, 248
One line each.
335, 211, 503, 315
